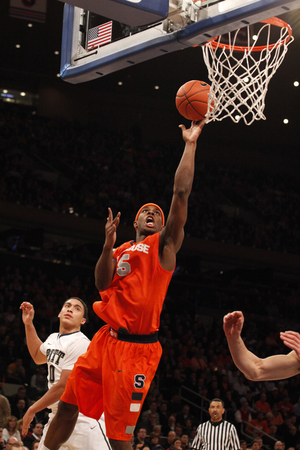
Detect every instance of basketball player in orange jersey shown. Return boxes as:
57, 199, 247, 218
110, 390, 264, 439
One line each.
40, 118, 206, 450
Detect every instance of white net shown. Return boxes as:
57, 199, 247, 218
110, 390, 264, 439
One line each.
202, 17, 294, 125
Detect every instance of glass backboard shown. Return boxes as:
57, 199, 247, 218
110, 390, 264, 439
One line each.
60, 0, 300, 84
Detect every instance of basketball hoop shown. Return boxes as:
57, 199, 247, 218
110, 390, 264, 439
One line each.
202, 17, 294, 125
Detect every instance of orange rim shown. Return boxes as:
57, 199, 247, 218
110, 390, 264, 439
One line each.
205, 17, 293, 52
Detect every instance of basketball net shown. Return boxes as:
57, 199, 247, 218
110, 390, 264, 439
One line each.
202, 17, 294, 125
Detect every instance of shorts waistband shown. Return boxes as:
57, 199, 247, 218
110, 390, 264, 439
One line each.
109, 327, 158, 343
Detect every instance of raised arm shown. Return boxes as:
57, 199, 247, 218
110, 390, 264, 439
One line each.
223, 311, 300, 381
95, 207, 120, 291
20, 302, 47, 365
160, 120, 205, 270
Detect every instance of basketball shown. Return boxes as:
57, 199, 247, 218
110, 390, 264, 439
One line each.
175, 80, 213, 121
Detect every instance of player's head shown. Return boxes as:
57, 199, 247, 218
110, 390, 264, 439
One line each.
134, 203, 165, 234
65, 297, 88, 318
58, 297, 87, 329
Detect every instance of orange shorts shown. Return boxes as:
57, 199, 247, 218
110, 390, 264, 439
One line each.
61, 324, 162, 440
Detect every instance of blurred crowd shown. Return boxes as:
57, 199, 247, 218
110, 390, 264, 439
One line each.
1, 103, 300, 450
1, 103, 300, 256
0, 258, 300, 450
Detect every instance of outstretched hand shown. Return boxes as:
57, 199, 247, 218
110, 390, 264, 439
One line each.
179, 119, 206, 144
223, 311, 244, 339
104, 207, 121, 249
280, 331, 300, 359
20, 302, 35, 325
22, 407, 35, 436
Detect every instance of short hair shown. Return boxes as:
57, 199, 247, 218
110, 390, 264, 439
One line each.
31, 440, 40, 450
210, 398, 225, 407
63, 297, 88, 319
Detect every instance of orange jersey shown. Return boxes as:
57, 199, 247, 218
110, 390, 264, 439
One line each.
93, 232, 174, 334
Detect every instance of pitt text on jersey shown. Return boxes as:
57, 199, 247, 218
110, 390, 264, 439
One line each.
46, 348, 66, 365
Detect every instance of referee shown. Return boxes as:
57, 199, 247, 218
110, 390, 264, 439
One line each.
192, 398, 240, 450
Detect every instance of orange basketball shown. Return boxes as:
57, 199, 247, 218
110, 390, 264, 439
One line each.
175, 80, 213, 121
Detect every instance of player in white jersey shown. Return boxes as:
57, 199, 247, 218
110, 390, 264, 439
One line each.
20, 298, 110, 450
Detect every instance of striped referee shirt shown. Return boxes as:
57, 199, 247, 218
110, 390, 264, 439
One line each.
192, 420, 240, 450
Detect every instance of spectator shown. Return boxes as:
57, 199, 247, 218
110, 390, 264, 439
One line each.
170, 438, 182, 450
233, 375, 250, 399
281, 425, 299, 449
0, 387, 11, 428
175, 426, 183, 438
165, 431, 177, 450
23, 422, 43, 449
9, 388, 29, 411
255, 393, 271, 415
143, 413, 159, 436
11, 400, 26, 421
235, 401, 252, 425
2, 416, 21, 442
176, 406, 195, 429
250, 439, 261, 450
149, 432, 160, 450
292, 396, 300, 417
134, 428, 148, 449
30, 366, 47, 397
11, 444, 22, 450
5, 437, 22, 450
239, 440, 247, 450
271, 405, 284, 427
17, 419, 26, 443
169, 395, 183, 415
268, 388, 281, 408
246, 412, 269, 437
141, 402, 160, 426
278, 397, 294, 418
158, 403, 169, 434
166, 416, 177, 435
223, 390, 238, 423
0, 427, 5, 450
180, 435, 189, 450
263, 424, 280, 448
6, 359, 26, 385
181, 419, 193, 437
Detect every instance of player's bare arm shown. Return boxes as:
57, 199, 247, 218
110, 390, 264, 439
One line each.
160, 120, 206, 271
22, 369, 71, 436
95, 207, 120, 291
20, 302, 47, 365
224, 311, 300, 381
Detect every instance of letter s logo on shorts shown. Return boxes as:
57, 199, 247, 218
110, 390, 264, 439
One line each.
134, 374, 146, 389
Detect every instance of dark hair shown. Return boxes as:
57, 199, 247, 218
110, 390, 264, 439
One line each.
210, 398, 225, 407
64, 297, 88, 319
31, 441, 40, 450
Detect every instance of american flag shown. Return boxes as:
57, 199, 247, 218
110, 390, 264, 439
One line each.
87, 21, 113, 51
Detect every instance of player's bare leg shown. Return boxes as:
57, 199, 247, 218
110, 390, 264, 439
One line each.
109, 439, 133, 450
43, 401, 79, 450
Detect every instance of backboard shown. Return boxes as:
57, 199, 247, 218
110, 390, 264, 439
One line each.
60, 0, 300, 84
